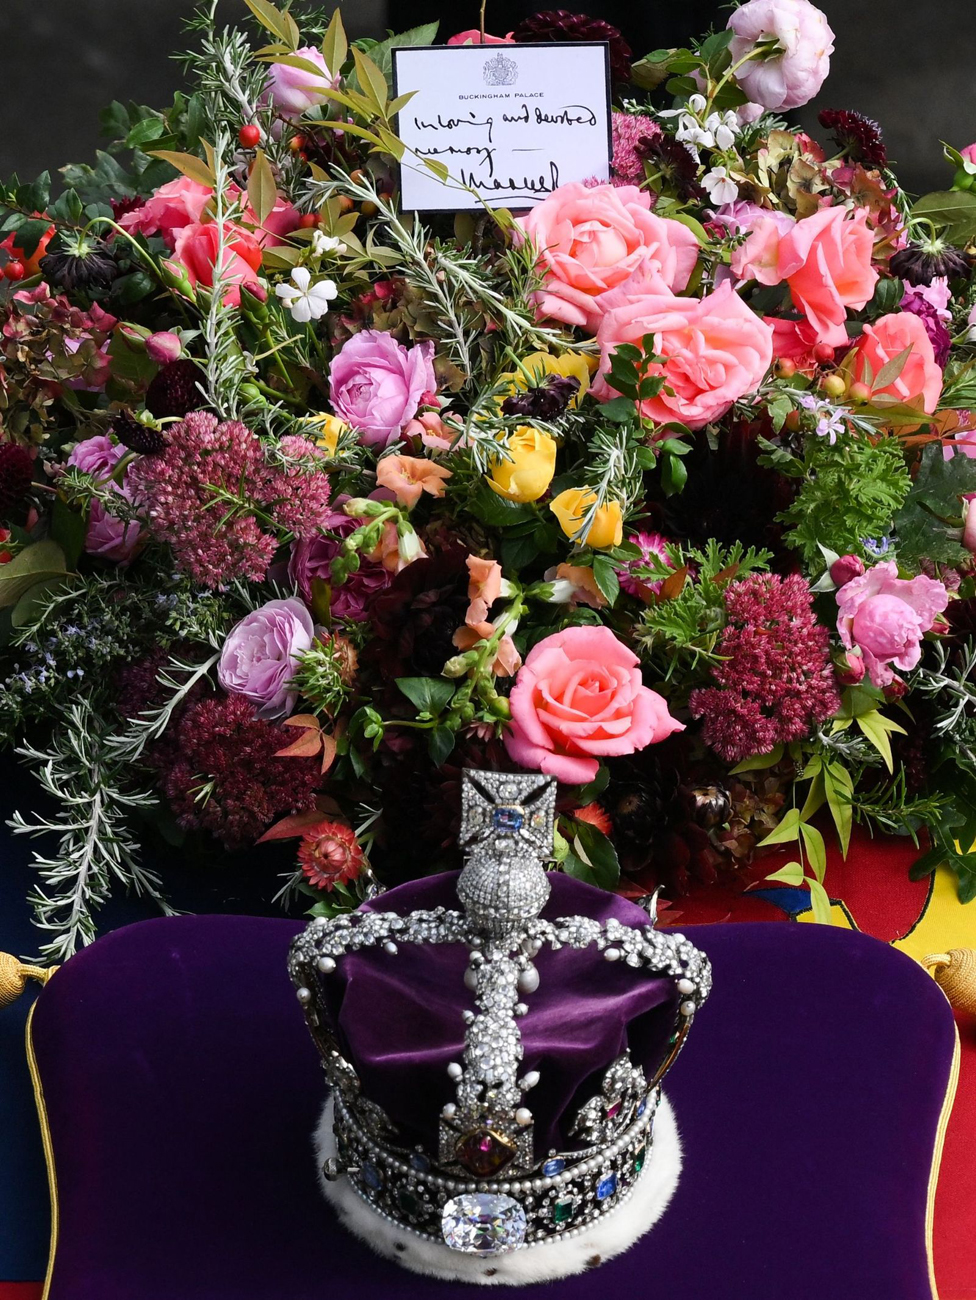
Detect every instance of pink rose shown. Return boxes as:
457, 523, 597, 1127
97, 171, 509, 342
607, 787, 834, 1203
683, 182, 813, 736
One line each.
777, 206, 878, 347
850, 312, 943, 414
728, 208, 796, 285
288, 509, 391, 622
836, 561, 948, 687
593, 278, 774, 429
963, 495, 976, 553
329, 329, 436, 448
767, 316, 826, 374
447, 29, 514, 44
218, 597, 315, 719
67, 436, 144, 563
227, 183, 302, 249
119, 177, 212, 249
504, 624, 683, 784
515, 182, 700, 333
960, 144, 976, 166
727, 0, 835, 111
169, 221, 263, 306
264, 46, 336, 119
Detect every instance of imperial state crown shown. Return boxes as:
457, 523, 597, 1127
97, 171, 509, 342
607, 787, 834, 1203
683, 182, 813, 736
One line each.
289, 769, 711, 1283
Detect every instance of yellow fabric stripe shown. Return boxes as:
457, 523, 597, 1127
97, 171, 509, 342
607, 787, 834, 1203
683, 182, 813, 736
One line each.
25, 1001, 58, 1300
926, 1024, 961, 1300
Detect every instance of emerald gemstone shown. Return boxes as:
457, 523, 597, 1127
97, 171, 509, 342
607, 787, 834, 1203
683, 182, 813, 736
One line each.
552, 1195, 575, 1224
398, 1186, 422, 1218
634, 1145, 646, 1174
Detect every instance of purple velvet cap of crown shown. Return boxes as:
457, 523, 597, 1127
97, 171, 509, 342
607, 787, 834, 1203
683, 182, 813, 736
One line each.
320, 871, 680, 1160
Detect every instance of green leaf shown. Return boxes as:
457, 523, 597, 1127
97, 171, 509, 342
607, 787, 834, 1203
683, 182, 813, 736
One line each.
125, 117, 165, 149
146, 149, 214, 188
0, 540, 67, 608
823, 762, 853, 856
856, 709, 896, 772
730, 745, 784, 773
247, 147, 278, 227
757, 807, 801, 848
630, 52, 673, 90
395, 676, 455, 715
661, 452, 688, 496
322, 9, 349, 75
765, 860, 805, 885
50, 495, 87, 569
799, 821, 827, 884
470, 481, 537, 528
799, 771, 826, 822
591, 555, 619, 607
894, 442, 976, 567
243, 0, 296, 46
576, 764, 610, 804
428, 724, 456, 766
565, 820, 620, 890
10, 218, 51, 258
806, 878, 834, 925
357, 23, 440, 86
912, 190, 976, 243
352, 47, 389, 111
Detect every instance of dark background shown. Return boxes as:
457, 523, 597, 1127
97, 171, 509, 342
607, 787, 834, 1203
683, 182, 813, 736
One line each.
0, 0, 973, 197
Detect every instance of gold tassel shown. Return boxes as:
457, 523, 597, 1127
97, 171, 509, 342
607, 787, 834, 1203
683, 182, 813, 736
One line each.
924, 950, 976, 1016
0, 952, 55, 1009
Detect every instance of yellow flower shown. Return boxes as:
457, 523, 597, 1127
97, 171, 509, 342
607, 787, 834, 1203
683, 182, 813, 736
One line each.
488, 426, 557, 503
495, 351, 593, 408
550, 488, 624, 550
302, 413, 349, 456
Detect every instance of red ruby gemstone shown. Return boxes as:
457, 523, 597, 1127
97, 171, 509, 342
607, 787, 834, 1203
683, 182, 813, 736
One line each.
455, 1129, 516, 1176
606, 1100, 622, 1120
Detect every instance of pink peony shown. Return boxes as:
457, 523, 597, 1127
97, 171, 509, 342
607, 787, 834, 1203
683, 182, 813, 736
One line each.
264, 46, 336, 119
850, 312, 943, 414
504, 624, 683, 784
447, 29, 514, 43
329, 329, 436, 448
592, 277, 774, 429
778, 206, 878, 347
218, 597, 315, 719
836, 561, 948, 687
514, 182, 699, 333
68, 434, 124, 480
119, 177, 212, 249
726, 0, 835, 111
169, 221, 263, 306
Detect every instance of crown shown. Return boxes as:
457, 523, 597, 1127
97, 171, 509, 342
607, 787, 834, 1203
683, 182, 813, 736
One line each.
289, 770, 711, 1273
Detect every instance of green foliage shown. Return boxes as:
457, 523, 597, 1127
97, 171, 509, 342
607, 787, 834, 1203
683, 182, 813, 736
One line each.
777, 432, 911, 565
893, 443, 976, 567
638, 540, 772, 682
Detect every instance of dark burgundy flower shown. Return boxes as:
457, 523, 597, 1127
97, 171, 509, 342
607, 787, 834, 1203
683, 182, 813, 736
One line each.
0, 443, 34, 512
112, 409, 167, 456
818, 109, 887, 169
40, 238, 119, 295
367, 547, 471, 679
511, 10, 632, 83
160, 693, 319, 849
501, 373, 580, 420
145, 358, 207, 419
900, 288, 952, 368
637, 133, 705, 202
889, 242, 971, 287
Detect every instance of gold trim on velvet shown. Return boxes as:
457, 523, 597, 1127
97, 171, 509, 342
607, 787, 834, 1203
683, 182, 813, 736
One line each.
25, 1001, 58, 1300
926, 1023, 960, 1300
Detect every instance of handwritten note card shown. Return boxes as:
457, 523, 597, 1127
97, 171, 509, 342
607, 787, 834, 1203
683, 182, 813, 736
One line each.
392, 42, 611, 211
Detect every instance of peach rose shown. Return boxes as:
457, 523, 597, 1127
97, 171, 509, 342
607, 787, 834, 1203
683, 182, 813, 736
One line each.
515, 182, 700, 333
850, 312, 943, 414
504, 625, 683, 784
592, 278, 774, 429
729, 209, 796, 285
778, 205, 878, 347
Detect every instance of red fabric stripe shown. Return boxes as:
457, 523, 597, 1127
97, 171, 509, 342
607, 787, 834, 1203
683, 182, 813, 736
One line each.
0, 1285, 43, 1299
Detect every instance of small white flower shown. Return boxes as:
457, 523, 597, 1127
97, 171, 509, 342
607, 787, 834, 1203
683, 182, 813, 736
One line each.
312, 230, 342, 258
706, 111, 740, 151
274, 266, 337, 323
675, 114, 714, 152
687, 93, 708, 115
701, 166, 739, 206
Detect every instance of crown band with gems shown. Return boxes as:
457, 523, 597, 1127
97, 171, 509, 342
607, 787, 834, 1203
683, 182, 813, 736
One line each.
289, 770, 711, 1257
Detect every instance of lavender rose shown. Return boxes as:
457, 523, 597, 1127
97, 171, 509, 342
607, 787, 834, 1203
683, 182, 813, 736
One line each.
218, 597, 315, 719
264, 46, 335, 119
329, 329, 436, 448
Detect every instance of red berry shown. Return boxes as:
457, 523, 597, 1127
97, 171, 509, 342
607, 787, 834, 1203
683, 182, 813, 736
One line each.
3, 260, 25, 281
238, 124, 261, 148
298, 213, 319, 228
813, 342, 835, 363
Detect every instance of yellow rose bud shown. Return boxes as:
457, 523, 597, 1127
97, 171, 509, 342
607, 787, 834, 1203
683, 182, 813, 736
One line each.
488, 426, 557, 503
303, 412, 349, 456
550, 487, 624, 550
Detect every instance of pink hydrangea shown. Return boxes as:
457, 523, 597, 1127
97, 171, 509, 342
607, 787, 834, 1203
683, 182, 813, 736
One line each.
835, 561, 948, 687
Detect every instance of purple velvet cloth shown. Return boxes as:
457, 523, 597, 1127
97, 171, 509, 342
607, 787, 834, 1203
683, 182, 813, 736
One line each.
30, 905, 955, 1300
326, 873, 679, 1156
